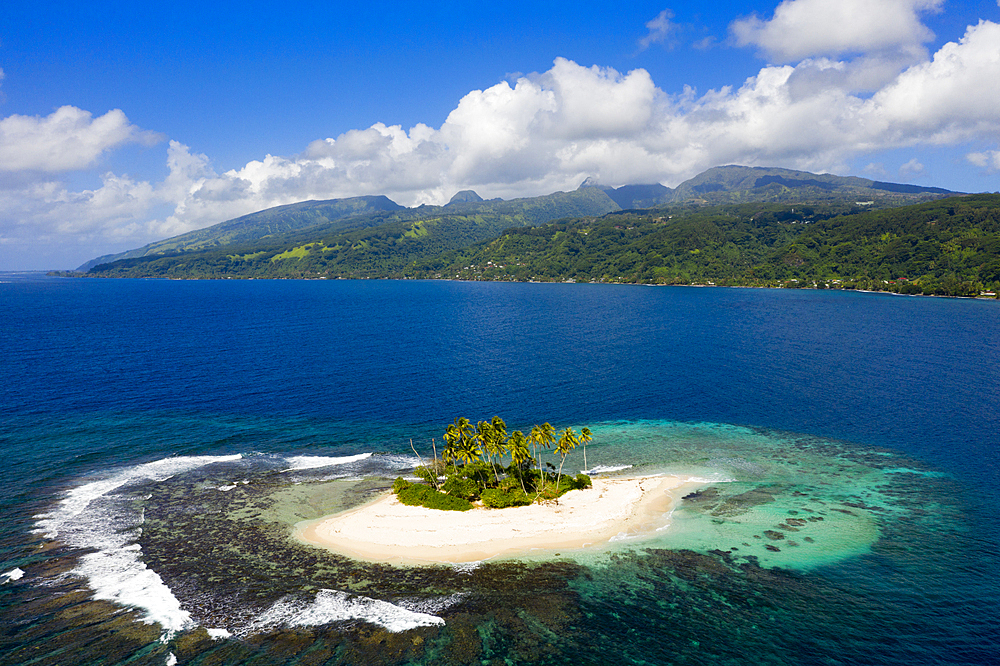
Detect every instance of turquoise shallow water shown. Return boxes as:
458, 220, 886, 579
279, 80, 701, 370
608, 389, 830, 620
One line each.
1, 274, 998, 665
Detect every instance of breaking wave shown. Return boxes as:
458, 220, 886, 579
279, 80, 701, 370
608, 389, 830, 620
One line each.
585, 465, 633, 474
249, 589, 445, 634
33, 454, 243, 634
282, 453, 373, 471
1, 568, 24, 584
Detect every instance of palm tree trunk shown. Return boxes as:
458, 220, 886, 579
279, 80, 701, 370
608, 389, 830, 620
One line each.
411, 438, 440, 491
431, 438, 441, 490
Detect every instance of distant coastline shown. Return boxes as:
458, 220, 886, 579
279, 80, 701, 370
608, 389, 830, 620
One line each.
45, 270, 1000, 300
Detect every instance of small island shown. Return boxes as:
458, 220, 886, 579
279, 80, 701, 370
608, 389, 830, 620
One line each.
296, 417, 710, 563
395, 417, 595, 511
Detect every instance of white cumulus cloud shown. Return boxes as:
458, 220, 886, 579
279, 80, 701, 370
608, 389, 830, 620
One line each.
638, 9, 679, 51
870, 20, 1000, 143
899, 158, 925, 177
0, 106, 161, 172
967, 150, 1000, 170
731, 0, 944, 62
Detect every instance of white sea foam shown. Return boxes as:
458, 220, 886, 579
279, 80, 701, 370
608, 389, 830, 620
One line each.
584, 465, 633, 474
381, 454, 422, 466
882, 467, 947, 477
2, 567, 24, 583
656, 509, 677, 531
76, 546, 193, 634
394, 593, 465, 615
708, 457, 768, 477
684, 474, 736, 484
451, 561, 483, 574
33, 454, 243, 635
609, 531, 640, 542
35, 454, 243, 539
206, 628, 231, 640
251, 589, 444, 634
282, 453, 372, 471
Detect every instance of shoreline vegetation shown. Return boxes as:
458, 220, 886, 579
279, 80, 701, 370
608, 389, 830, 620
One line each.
47, 270, 1000, 300
397, 417, 594, 511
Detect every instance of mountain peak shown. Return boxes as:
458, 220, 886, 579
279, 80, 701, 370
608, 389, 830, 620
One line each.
448, 190, 484, 204
578, 176, 607, 189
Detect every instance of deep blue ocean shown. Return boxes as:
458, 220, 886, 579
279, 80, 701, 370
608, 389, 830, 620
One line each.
1, 273, 998, 665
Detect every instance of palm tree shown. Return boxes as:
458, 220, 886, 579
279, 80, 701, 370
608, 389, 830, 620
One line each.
490, 416, 509, 463
507, 429, 531, 493
476, 420, 500, 484
455, 416, 474, 439
528, 422, 556, 490
579, 427, 593, 472
475, 419, 492, 461
453, 431, 482, 467
555, 427, 580, 491
443, 417, 476, 468
442, 423, 459, 465
478, 416, 508, 484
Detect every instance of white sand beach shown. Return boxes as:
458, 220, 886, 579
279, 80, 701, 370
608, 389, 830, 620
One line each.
295, 475, 707, 564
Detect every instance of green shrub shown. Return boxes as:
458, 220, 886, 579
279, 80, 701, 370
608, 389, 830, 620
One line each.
396, 483, 473, 511
392, 477, 411, 493
498, 476, 522, 492
535, 473, 592, 500
455, 461, 492, 486
413, 466, 437, 484
443, 475, 480, 501
481, 488, 532, 509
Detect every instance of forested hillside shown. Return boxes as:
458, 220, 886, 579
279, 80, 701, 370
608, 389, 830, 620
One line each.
70, 165, 998, 296
78, 196, 406, 271
406, 195, 1000, 297
79, 188, 620, 273
83, 187, 620, 279
78, 194, 1000, 297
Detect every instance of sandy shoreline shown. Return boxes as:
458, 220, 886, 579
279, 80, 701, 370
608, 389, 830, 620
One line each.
295, 475, 708, 564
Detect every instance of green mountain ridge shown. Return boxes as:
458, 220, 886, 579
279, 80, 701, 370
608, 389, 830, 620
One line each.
414, 194, 1000, 297
580, 165, 958, 209
82, 165, 960, 272
82, 187, 621, 278
79, 188, 621, 272
78, 195, 405, 271
75, 165, 985, 292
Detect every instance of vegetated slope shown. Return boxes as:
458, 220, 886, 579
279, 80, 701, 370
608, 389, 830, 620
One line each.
78, 164, 964, 280
79, 164, 957, 273
434, 187, 619, 220
80, 164, 956, 273
85, 188, 621, 278
666, 165, 957, 205
578, 165, 959, 210
410, 195, 1000, 297
78, 196, 405, 271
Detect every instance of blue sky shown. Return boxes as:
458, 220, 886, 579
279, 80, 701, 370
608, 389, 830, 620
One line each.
2, 0, 999, 270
